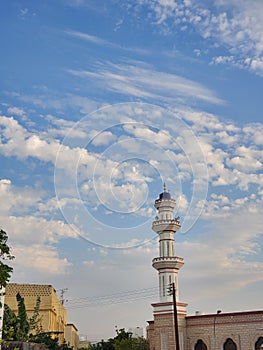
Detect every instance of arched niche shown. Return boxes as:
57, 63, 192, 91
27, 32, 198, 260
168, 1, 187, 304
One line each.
255, 337, 263, 350
223, 338, 237, 350
194, 339, 207, 350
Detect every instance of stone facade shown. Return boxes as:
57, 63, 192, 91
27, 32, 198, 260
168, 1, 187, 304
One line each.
5, 284, 69, 344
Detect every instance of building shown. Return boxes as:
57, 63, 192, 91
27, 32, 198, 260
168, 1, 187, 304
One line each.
127, 327, 146, 338
147, 185, 263, 350
65, 323, 79, 350
78, 335, 91, 349
4, 283, 78, 346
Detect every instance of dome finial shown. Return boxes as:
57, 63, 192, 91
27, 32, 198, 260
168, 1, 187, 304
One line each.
163, 182, 166, 192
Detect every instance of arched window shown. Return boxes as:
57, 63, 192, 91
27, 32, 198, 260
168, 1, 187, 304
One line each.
255, 337, 263, 350
194, 339, 207, 350
223, 338, 237, 350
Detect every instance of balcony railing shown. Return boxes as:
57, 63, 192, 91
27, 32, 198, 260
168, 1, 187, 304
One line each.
152, 256, 184, 263
152, 219, 180, 225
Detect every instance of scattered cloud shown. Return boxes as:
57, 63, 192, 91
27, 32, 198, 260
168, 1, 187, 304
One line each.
7, 106, 26, 117
12, 244, 72, 275
130, 0, 263, 76
65, 30, 117, 48
66, 60, 223, 104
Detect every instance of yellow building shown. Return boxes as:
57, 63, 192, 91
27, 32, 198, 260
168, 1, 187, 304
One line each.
5, 283, 68, 344
65, 323, 79, 350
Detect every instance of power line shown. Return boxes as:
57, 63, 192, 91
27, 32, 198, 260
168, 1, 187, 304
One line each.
67, 287, 158, 304
66, 286, 158, 310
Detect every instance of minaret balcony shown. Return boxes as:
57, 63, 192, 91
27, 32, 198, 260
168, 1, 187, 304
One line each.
152, 256, 184, 270
152, 219, 181, 233
154, 198, 176, 210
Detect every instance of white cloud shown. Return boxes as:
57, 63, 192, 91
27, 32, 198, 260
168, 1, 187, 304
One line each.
133, 0, 263, 75
179, 201, 263, 305
12, 244, 72, 275
65, 30, 117, 48
1, 211, 78, 245
0, 115, 98, 176
226, 155, 262, 173
243, 123, 263, 145
66, 61, 223, 104
90, 131, 117, 146
0, 179, 41, 215
7, 106, 26, 116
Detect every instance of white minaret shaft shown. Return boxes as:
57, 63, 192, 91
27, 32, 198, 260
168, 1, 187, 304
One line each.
152, 184, 184, 302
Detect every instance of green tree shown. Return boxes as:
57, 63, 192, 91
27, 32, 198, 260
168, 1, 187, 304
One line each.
114, 336, 148, 350
0, 229, 14, 289
4, 294, 72, 350
29, 332, 60, 350
3, 293, 41, 341
30, 333, 73, 350
89, 328, 148, 350
90, 338, 115, 350
2, 304, 16, 340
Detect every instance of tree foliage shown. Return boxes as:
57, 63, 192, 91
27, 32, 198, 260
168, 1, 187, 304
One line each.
3, 293, 41, 341
89, 328, 149, 350
3, 294, 72, 350
29, 333, 73, 350
29, 332, 60, 350
0, 229, 14, 289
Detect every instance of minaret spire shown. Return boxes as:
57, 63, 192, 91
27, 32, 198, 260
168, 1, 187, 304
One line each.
152, 185, 184, 302
149, 185, 187, 350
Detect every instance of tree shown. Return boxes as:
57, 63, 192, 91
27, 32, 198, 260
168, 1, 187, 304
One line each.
0, 229, 14, 289
89, 328, 149, 350
29, 332, 60, 350
114, 330, 148, 350
3, 293, 41, 341
30, 333, 73, 350
3, 294, 72, 350
114, 337, 149, 350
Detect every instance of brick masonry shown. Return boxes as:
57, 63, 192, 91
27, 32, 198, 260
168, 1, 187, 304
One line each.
148, 309, 263, 350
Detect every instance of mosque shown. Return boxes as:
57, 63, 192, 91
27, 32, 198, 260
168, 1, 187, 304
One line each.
147, 185, 263, 350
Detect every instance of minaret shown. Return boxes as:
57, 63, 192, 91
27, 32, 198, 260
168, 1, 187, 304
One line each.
152, 183, 184, 302
148, 184, 187, 350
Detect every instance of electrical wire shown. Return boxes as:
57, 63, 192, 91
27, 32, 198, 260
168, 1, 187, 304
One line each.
66, 286, 159, 309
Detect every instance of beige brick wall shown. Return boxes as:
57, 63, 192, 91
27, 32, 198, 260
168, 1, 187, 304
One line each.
186, 310, 263, 350
148, 312, 186, 350
5, 283, 67, 344
148, 310, 263, 350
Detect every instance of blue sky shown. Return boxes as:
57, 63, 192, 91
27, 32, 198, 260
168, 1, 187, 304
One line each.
1, 0, 263, 342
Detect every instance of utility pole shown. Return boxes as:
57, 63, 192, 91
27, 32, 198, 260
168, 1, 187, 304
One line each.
59, 288, 68, 305
168, 283, 180, 350
57, 288, 68, 345
213, 310, 221, 350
